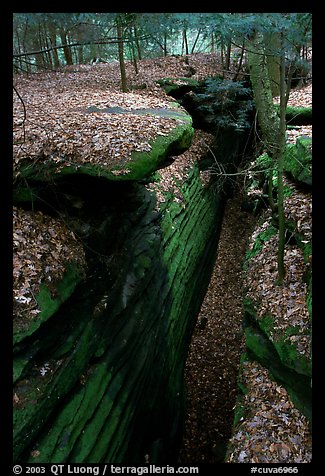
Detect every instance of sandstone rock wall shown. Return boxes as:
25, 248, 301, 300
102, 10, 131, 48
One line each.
13, 142, 225, 464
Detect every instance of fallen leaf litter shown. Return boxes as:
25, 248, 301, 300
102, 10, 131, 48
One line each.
13, 206, 86, 325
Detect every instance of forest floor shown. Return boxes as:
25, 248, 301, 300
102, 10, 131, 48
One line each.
178, 83, 312, 464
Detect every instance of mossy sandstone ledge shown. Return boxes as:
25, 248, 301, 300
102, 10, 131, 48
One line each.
15, 106, 194, 183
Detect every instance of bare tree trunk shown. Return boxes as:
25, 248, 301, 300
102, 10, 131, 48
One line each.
264, 32, 281, 97
59, 28, 73, 65
42, 24, 53, 69
276, 40, 291, 285
37, 23, 47, 69
116, 18, 127, 92
163, 32, 168, 56
32, 37, 43, 71
232, 39, 245, 81
134, 24, 142, 60
225, 40, 231, 70
48, 22, 60, 69
210, 32, 215, 53
129, 28, 138, 75
220, 38, 225, 77
267, 169, 276, 213
14, 28, 23, 72
191, 28, 201, 54
183, 29, 189, 55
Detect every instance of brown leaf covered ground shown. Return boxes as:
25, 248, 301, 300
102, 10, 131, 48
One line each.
13, 54, 222, 326
12, 53, 230, 326
13, 53, 224, 177
226, 360, 312, 463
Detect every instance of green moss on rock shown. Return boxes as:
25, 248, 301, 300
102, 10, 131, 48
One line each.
274, 105, 312, 125
244, 325, 311, 420
243, 297, 311, 419
122, 119, 194, 180
155, 77, 200, 95
244, 298, 311, 377
284, 137, 312, 186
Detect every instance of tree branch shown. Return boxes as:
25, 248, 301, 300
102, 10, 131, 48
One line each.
13, 86, 26, 125
12, 36, 149, 58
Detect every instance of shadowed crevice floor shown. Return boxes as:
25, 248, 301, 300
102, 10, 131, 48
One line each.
178, 184, 257, 464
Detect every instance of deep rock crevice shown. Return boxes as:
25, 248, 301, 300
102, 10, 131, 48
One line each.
13, 79, 255, 463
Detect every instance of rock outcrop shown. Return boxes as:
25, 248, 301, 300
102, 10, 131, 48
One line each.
13, 140, 227, 463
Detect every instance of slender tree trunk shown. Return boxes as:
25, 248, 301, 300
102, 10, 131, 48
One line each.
14, 28, 23, 72
163, 31, 168, 56
48, 23, 60, 69
210, 32, 215, 53
183, 29, 189, 55
22, 19, 30, 72
116, 18, 127, 92
38, 24, 48, 69
276, 43, 290, 284
220, 38, 225, 77
191, 28, 201, 54
32, 37, 43, 71
42, 25, 53, 69
232, 39, 245, 81
267, 169, 276, 213
225, 40, 231, 70
134, 25, 142, 60
129, 28, 138, 75
59, 29, 73, 65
